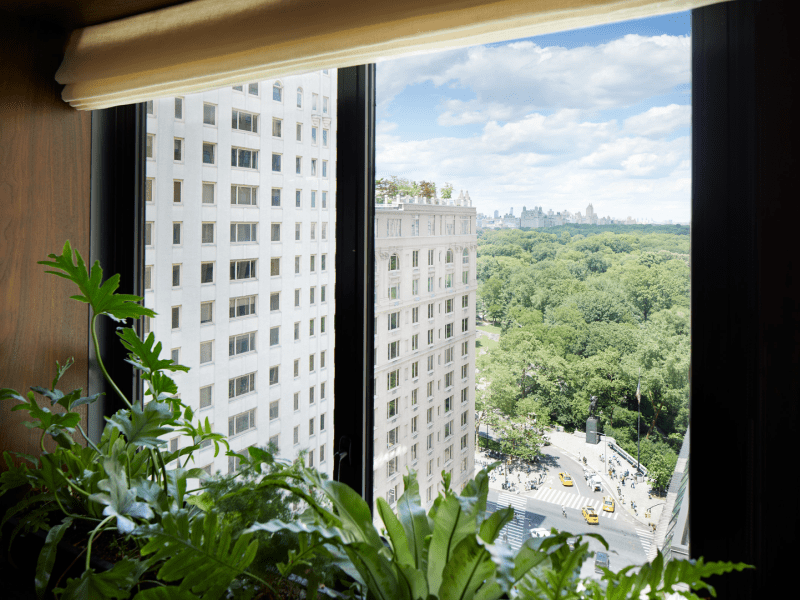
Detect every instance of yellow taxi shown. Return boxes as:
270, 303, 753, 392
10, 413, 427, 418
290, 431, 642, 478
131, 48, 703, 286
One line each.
602, 496, 615, 513
558, 472, 573, 486
582, 506, 599, 524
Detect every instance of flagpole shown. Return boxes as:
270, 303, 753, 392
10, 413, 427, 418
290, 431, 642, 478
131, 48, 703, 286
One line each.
636, 369, 641, 475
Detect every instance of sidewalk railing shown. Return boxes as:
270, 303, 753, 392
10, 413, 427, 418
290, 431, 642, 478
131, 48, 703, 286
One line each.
607, 440, 648, 477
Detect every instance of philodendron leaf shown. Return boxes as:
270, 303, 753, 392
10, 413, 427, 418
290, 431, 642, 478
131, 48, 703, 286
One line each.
133, 587, 201, 600
58, 559, 148, 600
39, 241, 155, 322
108, 402, 173, 448
89, 459, 154, 533
35, 517, 73, 600
117, 327, 189, 375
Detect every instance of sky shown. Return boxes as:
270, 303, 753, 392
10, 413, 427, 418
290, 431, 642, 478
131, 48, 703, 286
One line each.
375, 11, 691, 224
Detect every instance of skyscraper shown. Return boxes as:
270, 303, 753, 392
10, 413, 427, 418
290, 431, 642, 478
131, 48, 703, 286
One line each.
144, 71, 336, 477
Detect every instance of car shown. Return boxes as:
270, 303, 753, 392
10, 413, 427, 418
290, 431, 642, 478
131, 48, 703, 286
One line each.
529, 527, 551, 539
559, 472, 573, 486
582, 506, 599, 524
602, 496, 615, 512
595, 551, 610, 573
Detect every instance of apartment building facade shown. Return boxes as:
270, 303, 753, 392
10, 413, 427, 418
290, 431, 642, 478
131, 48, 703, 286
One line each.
373, 194, 477, 514
143, 71, 336, 477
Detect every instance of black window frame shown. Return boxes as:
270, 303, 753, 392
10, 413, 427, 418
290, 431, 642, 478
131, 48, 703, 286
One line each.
86, 5, 788, 596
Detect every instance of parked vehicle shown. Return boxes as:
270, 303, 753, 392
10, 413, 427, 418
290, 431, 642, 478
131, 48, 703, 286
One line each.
595, 551, 610, 573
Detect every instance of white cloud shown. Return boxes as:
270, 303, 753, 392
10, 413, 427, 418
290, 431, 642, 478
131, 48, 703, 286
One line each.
623, 104, 690, 137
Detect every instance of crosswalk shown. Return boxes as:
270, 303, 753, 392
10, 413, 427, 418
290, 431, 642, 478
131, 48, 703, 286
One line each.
530, 487, 619, 520
635, 528, 656, 556
495, 493, 528, 550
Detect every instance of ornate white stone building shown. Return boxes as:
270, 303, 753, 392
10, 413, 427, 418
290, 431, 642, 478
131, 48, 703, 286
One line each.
372, 192, 477, 515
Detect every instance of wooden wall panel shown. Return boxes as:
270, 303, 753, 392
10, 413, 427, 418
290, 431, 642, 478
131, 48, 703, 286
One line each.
0, 12, 91, 460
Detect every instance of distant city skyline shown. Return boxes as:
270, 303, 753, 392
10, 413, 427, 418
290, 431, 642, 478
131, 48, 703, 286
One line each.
376, 11, 691, 223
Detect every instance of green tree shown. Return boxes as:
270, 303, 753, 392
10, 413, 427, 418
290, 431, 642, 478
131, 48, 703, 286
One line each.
419, 180, 436, 198
441, 182, 453, 199
645, 451, 676, 491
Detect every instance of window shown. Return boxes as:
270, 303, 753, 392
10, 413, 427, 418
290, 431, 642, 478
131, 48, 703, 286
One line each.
146, 134, 154, 158
171, 306, 180, 330
461, 388, 468, 404
230, 259, 257, 280
311, 191, 316, 207
461, 364, 468, 379
270, 223, 281, 242
427, 355, 434, 372
294, 257, 300, 274
310, 159, 317, 176
412, 334, 419, 352
172, 222, 181, 245
411, 360, 419, 378
461, 341, 469, 356
323, 129, 329, 147
228, 409, 256, 436
294, 321, 300, 340
172, 264, 181, 287
412, 307, 419, 323
294, 359, 299, 377
201, 301, 213, 324
411, 443, 418, 461
427, 276, 434, 292
444, 445, 453, 462
309, 353, 316, 372
445, 347, 453, 363
269, 366, 279, 385
271, 188, 281, 207
387, 369, 399, 390
427, 434, 433, 451
294, 393, 300, 411
321, 255, 327, 271
296, 156, 302, 174
387, 457, 398, 477
200, 262, 214, 284
312, 126, 318, 144
321, 285, 327, 302
229, 332, 257, 357
310, 287, 316, 305
231, 147, 259, 169
445, 323, 454, 339
270, 292, 280, 312
312, 93, 318, 110
387, 285, 398, 299
445, 299, 453, 313
320, 444, 325, 463
202, 182, 215, 204
203, 103, 216, 125
322, 223, 327, 240
323, 96, 329, 114
445, 371, 454, 388
388, 340, 399, 360
270, 326, 280, 346
322, 192, 328, 208
428, 250, 434, 266
461, 412, 468, 427
322, 161, 328, 178
462, 318, 469, 333
272, 81, 282, 101
427, 407, 433, 424
412, 416, 418, 434
199, 385, 212, 409
387, 398, 398, 419
272, 117, 281, 137
309, 318, 315, 336
462, 270, 469, 284
428, 304, 434, 319
202, 142, 216, 164
296, 123, 302, 141
200, 341, 213, 364
271, 258, 280, 276
295, 190, 302, 207
269, 400, 281, 421
445, 273, 453, 288
411, 388, 418, 405
144, 265, 153, 290
174, 97, 183, 119
228, 373, 256, 399
387, 427, 398, 448
309, 386, 315, 404
248, 82, 259, 96
145, 178, 154, 203
445, 420, 453, 438
389, 254, 399, 271
310, 222, 316, 240
321, 350, 327, 369
171, 348, 180, 364
173, 138, 183, 161
202, 223, 215, 244
310, 255, 316, 272
232, 84, 243, 91
388, 311, 399, 330
427, 329, 434, 345
293, 426, 299, 445
462, 295, 469, 308
173, 179, 182, 203
146, 100, 154, 115
445, 396, 453, 413
271, 153, 281, 172
231, 185, 258, 205
230, 295, 256, 319
296, 87, 303, 108
321, 382, 326, 401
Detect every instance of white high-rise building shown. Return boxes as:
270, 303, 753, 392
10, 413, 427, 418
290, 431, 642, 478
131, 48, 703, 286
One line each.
144, 71, 336, 477
373, 192, 477, 515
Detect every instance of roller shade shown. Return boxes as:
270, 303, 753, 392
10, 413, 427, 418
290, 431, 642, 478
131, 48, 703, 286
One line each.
56, 0, 727, 110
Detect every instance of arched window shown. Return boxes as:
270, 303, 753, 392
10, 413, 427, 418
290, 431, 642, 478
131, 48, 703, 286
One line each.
389, 254, 399, 271
296, 87, 303, 108
462, 249, 469, 264
445, 249, 453, 264
273, 81, 283, 102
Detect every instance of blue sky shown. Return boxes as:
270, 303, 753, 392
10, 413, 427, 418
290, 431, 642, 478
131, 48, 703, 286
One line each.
376, 11, 692, 223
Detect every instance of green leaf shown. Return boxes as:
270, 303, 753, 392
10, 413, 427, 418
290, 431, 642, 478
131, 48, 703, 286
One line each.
58, 559, 148, 600
108, 402, 173, 448
89, 459, 154, 533
39, 241, 155, 322
396, 470, 432, 570
117, 328, 188, 376
427, 492, 479, 594
440, 536, 497, 600
35, 517, 73, 600
133, 587, 201, 600
376, 497, 414, 567
478, 506, 513, 544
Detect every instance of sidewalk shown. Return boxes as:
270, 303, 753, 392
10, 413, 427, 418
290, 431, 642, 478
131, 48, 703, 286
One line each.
475, 429, 665, 530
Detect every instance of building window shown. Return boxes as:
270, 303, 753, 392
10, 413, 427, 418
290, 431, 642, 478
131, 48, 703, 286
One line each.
295, 257, 300, 274
270, 223, 281, 242
389, 254, 399, 271
200, 262, 214, 284
228, 373, 256, 399
388, 341, 399, 360
230, 295, 256, 319
387, 285, 398, 300
445, 274, 453, 288
272, 81, 282, 101
445, 299, 453, 314
310, 223, 316, 240
322, 223, 327, 240
293, 426, 299, 445
412, 334, 419, 352
270, 292, 280, 312
445, 371, 454, 388
427, 355, 434, 373
296, 190, 302, 207
462, 318, 469, 333
312, 126, 318, 144
388, 311, 399, 330
229, 332, 257, 357
412, 388, 418, 406
172, 179, 182, 203
202, 142, 216, 165
200, 341, 213, 364
294, 321, 300, 340
445, 420, 454, 438
296, 156, 302, 175
310, 159, 317, 176
172, 222, 181, 245
203, 103, 216, 125
312, 93, 318, 110
296, 87, 303, 108
462, 295, 469, 308
323, 96, 329, 114
309, 386, 315, 404
445, 323, 454, 339
270, 327, 279, 346
174, 138, 183, 161
294, 393, 300, 411
461, 341, 469, 356
271, 258, 280, 277
199, 385, 213, 409
201, 301, 213, 324
461, 364, 468, 379
387, 369, 399, 390
228, 408, 256, 436
173, 97, 184, 119
230, 259, 257, 281
145, 178, 154, 203
321, 255, 327, 271
322, 161, 328, 178
462, 270, 469, 284
427, 277, 434, 292
461, 388, 468, 404
461, 411, 468, 427
231, 185, 258, 206
309, 319, 315, 336
202, 223, 215, 244
310, 287, 316, 305
309, 354, 316, 372
296, 123, 302, 142
144, 265, 153, 290
445, 347, 453, 363
412, 307, 419, 323
322, 192, 328, 209
272, 117, 281, 137
272, 153, 281, 172
171, 349, 180, 364
319, 444, 325, 462
323, 129, 329, 147
202, 182, 215, 204
427, 329, 434, 345
231, 147, 259, 169
146, 100, 154, 115
171, 306, 180, 330
387, 427, 398, 448
172, 264, 181, 287
411, 361, 419, 378
321, 351, 326, 368
310, 255, 316, 272
269, 366, 279, 385
387, 456, 398, 477
146, 134, 155, 158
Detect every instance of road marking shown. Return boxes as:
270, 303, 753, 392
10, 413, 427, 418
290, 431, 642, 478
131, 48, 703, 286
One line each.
635, 528, 656, 555
496, 493, 528, 551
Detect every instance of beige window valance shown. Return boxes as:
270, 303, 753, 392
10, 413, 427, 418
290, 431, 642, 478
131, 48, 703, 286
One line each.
56, 0, 728, 110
